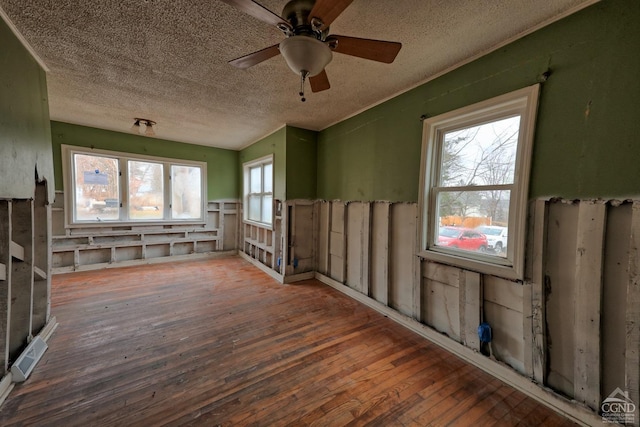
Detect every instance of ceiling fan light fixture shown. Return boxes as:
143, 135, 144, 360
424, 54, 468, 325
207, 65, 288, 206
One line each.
279, 35, 332, 77
130, 119, 141, 134
144, 122, 156, 137
131, 118, 156, 136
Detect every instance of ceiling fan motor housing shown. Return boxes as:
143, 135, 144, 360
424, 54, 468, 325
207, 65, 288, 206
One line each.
282, 0, 329, 38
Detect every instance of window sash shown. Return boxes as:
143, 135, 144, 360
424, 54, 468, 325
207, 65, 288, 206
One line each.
63, 145, 206, 226
243, 156, 273, 226
418, 84, 540, 280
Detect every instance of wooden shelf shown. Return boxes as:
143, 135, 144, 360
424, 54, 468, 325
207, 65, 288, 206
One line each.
33, 266, 47, 280
10, 241, 25, 261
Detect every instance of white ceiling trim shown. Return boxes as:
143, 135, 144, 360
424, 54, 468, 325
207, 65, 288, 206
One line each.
0, 5, 49, 72
320, 0, 601, 132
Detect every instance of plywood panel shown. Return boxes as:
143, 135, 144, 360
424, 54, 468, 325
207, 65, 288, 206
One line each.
293, 204, 314, 262
459, 270, 480, 351
172, 242, 193, 256
346, 203, 367, 294
330, 255, 343, 282
317, 202, 330, 275
370, 202, 390, 305
545, 201, 578, 398
485, 301, 525, 374
196, 241, 216, 253
484, 275, 523, 312
329, 232, 344, 258
601, 202, 630, 398
146, 244, 170, 259
423, 279, 460, 340
79, 248, 111, 265
52, 251, 74, 268
329, 202, 346, 283
422, 262, 460, 288
573, 202, 605, 409
223, 213, 237, 250
389, 204, 417, 317
115, 246, 142, 262
331, 202, 344, 233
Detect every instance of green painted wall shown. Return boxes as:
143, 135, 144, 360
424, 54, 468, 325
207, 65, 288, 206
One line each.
51, 121, 238, 200
286, 126, 317, 200
239, 127, 287, 201
318, 0, 640, 202
0, 17, 54, 202
238, 125, 318, 201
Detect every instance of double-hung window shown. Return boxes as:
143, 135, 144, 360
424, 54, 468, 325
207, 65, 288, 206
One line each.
243, 155, 273, 226
62, 145, 206, 225
418, 85, 540, 279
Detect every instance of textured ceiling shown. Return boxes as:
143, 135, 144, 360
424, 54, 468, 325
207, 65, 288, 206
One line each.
1, 0, 596, 150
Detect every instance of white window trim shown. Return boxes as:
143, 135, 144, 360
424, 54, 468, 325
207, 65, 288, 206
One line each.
243, 154, 274, 228
61, 144, 207, 227
418, 84, 540, 280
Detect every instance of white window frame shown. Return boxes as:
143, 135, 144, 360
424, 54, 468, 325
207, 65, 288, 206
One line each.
243, 155, 274, 227
61, 145, 207, 227
418, 84, 540, 280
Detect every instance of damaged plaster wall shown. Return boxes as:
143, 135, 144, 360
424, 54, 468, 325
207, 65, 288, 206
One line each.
0, 16, 54, 202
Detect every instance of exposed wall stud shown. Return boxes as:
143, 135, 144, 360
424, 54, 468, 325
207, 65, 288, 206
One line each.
625, 201, 640, 425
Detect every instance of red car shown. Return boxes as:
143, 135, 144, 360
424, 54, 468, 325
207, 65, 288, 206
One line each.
438, 227, 488, 252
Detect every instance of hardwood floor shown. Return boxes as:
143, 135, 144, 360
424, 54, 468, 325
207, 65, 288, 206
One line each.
0, 257, 576, 426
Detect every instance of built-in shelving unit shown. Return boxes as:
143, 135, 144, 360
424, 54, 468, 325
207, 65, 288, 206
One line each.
51, 195, 238, 272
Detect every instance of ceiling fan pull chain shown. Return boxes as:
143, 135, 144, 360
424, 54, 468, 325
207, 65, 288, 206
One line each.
299, 70, 309, 102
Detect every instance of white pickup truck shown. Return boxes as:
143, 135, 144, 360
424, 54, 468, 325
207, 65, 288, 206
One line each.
475, 225, 508, 253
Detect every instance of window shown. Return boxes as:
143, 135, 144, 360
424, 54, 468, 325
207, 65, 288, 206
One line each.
419, 85, 540, 279
62, 145, 206, 225
243, 156, 273, 226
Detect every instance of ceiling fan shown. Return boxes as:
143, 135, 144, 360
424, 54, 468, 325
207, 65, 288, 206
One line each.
220, 0, 402, 101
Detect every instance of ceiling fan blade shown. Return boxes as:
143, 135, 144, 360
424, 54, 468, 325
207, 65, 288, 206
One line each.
330, 35, 402, 64
229, 44, 280, 69
309, 0, 354, 29
219, 0, 288, 28
310, 69, 330, 92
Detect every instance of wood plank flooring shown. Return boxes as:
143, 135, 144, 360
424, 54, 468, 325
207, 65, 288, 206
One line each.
0, 257, 576, 426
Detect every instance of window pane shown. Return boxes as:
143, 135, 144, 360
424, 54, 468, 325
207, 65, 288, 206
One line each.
73, 153, 119, 221
171, 165, 202, 219
262, 195, 272, 224
250, 166, 262, 193
441, 116, 520, 187
248, 195, 261, 222
128, 161, 164, 220
263, 163, 273, 193
436, 189, 510, 257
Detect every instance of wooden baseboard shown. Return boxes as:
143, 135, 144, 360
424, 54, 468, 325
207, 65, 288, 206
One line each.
38, 316, 59, 342
315, 272, 601, 427
52, 251, 237, 275
283, 271, 315, 284
0, 373, 15, 408
238, 252, 284, 283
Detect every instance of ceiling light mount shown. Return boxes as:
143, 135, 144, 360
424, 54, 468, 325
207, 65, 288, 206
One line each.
131, 118, 156, 136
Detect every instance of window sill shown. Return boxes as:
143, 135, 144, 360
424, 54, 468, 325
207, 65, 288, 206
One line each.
418, 248, 522, 281
66, 219, 207, 229
243, 219, 274, 230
